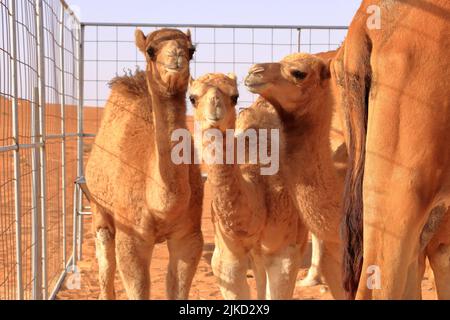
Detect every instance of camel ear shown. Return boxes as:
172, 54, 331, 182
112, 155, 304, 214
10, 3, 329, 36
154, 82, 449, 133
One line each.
186, 29, 192, 42
320, 59, 332, 81
135, 29, 147, 53
227, 73, 238, 83
189, 76, 195, 88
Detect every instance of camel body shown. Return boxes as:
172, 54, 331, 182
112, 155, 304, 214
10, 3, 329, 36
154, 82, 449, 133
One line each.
191, 74, 308, 299
341, 0, 450, 299
86, 29, 204, 300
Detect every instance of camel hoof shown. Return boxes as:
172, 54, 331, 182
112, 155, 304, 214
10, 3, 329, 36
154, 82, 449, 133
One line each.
297, 276, 322, 287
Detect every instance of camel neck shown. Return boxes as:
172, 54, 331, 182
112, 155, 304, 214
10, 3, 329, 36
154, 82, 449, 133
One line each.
146, 76, 190, 194
281, 90, 343, 234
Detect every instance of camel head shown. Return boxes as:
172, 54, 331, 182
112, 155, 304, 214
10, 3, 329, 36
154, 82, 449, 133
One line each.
245, 53, 331, 115
190, 73, 239, 132
135, 28, 195, 96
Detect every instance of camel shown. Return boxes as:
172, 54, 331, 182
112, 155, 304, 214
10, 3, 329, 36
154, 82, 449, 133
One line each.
298, 49, 348, 288
85, 28, 204, 300
339, 0, 450, 300
245, 53, 346, 299
189, 73, 309, 299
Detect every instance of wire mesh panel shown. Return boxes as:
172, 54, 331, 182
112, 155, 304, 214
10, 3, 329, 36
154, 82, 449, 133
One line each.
81, 23, 347, 133
0, 0, 80, 300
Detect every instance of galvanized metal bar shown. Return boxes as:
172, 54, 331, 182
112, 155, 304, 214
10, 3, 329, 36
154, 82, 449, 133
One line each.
59, 3, 67, 268
76, 25, 85, 261
36, 0, 48, 300
72, 184, 78, 272
81, 22, 349, 30
31, 87, 42, 300
9, 0, 24, 300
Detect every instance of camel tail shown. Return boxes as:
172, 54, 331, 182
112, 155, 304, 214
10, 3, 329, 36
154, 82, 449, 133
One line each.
341, 35, 372, 300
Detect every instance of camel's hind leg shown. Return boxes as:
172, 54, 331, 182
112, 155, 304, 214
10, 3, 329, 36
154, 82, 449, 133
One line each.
428, 243, 450, 300
264, 244, 301, 300
320, 241, 345, 300
299, 233, 324, 287
166, 231, 203, 300
250, 251, 267, 300
92, 204, 116, 300
115, 228, 154, 300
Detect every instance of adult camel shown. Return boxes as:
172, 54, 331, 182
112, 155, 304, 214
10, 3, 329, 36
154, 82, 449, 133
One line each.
341, 0, 450, 300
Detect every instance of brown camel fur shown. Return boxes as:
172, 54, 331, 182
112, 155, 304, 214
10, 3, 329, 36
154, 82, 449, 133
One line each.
245, 53, 346, 299
190, 73, 308, 299
85, 29, 203, 300
340, 0, 450, 300
299, 49, 348, 288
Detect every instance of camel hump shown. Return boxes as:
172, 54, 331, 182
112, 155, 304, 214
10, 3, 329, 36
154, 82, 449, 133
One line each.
108, 69, 149, 98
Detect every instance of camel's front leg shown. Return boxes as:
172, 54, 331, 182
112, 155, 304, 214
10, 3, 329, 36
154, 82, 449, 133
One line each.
166, 231, 204, 300
93, 204, 116, 300
320, 241, 345, 300
264, 244, 301, 300
115, 228, 154, 300
428, 242, 450, 300
299, 233, 324, 287
211, 231, 251, 300
250, 251, 267, 300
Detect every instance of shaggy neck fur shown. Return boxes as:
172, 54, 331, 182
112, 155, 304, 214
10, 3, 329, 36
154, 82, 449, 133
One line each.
279, 81, 343, 240
204, 131, 262, 238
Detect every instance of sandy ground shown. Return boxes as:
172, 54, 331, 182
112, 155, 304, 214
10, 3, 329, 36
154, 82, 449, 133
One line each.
56, 182, 439, 301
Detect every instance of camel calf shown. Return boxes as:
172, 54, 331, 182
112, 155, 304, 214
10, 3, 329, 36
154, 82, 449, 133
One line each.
86, 29, 203, 300
190, 73, 308, 300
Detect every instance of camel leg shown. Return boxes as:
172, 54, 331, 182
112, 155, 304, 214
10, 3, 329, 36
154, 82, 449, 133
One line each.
95, 228, 116, 300
428, 243, 450, 300
250, 251, 267, 300
320, 241, 345, 300
166, 231, 203, 300
403, 253, 426, 300
264, 245, 301, 300
92, 204, 116, 300
211, 233, 250, 300
299, 233, 324, 287
115, 229, 153, 300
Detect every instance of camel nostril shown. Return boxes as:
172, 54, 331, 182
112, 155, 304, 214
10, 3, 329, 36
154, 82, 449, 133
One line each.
249, 65, 265, 75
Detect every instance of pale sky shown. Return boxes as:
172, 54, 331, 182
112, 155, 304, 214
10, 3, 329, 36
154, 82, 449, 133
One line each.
67, 0, 361, 26
65, 0, 362, 111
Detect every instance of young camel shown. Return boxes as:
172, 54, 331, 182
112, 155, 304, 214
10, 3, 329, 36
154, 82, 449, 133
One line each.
299, 49, 348, 288
245, 53, 345, 299
85, 29, 203, 300
189, 73, 308, 300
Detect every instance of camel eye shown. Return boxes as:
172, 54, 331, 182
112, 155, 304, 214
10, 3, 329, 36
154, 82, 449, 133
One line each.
291, 70, 308, 80
189, 47, 196, 60
231, 95, 239, 105
147, 47, 156, 59
189, 95, 197, 106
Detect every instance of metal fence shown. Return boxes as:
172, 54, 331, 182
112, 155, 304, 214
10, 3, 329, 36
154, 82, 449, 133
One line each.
0, 0, 81, 300
0, 0, 347, 300
81, 22, 348, 119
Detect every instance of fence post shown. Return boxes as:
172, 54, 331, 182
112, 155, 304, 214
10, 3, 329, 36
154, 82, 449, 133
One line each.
297, 28, 302, 52
31, 87, 43, 300
59, 2, 67, 269
77, 24, 85, 261
9, 0, 23, 300
36, 0, 48, 300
